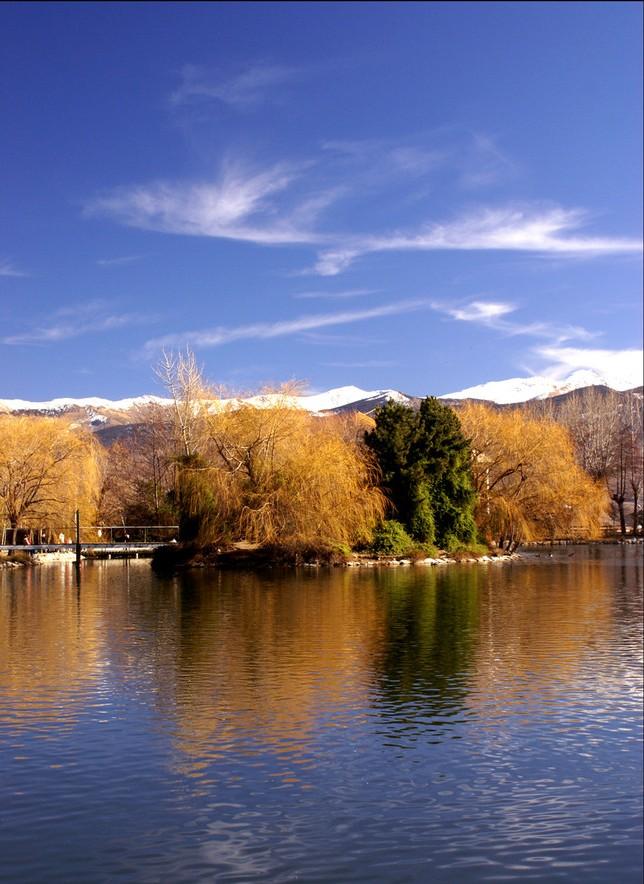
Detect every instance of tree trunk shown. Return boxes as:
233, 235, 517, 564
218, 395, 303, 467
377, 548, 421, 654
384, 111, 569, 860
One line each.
612, 494, 626, 536
633, 490, 640, 537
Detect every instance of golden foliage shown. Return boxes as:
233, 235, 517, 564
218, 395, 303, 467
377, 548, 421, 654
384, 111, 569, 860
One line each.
459, 403, 608, 548
178, 393, 385, 548
0, 416, 101, 536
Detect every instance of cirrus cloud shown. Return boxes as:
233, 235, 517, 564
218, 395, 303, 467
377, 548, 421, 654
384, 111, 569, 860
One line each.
86, 166, 642, 275
142, 299, 427, 354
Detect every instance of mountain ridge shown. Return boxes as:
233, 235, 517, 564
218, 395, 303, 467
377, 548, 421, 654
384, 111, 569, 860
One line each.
1, 371, 642, 433
439, 368, 642, 405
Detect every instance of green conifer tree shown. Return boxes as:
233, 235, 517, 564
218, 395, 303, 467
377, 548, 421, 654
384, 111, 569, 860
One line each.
365, 398, 477, 549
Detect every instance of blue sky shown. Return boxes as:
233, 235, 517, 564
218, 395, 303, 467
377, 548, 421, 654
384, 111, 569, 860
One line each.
1, 1, 642, 399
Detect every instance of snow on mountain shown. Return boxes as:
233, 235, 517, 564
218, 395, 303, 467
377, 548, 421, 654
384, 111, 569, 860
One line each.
1, 372, 640, 419
440, 368, 641, 405
298, 386, 409, 412
0, 395, 172, 413
0, 387, 409, 417
440, 376, 564, 404
229, 385, 374, 412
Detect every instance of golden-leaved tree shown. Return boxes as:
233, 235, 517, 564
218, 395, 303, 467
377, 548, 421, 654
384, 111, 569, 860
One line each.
178, 395, 385, 549
157, 353, 385, 551
458, 404, 608, 549
0, 416, 101, 541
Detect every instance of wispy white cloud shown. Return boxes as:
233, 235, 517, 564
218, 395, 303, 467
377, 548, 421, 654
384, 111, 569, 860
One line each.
170, 63, 298, 109
86, 148, 642, 276
535, 345, 644, 389
0, 259, 27, 277
432, 298, 597, 345
300, 331, 385, 345
444, 300, 515, 323
458, 133, 519, 190
86, 161, 332, 246
431, 301, 640, 389
322, 137, 445, 178
313, 206, 643, 275
143, 299, 426, 353
309, 248, 360, 276
97, 254, 145, 267
3, 300, 151, 345
322, 128, 519, 196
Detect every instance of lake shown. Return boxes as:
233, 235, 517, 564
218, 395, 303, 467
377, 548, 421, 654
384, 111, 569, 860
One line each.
0, 547, 642, 882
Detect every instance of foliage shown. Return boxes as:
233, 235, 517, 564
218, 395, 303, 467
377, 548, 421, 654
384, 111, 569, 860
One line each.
192, 399, 385, 548
365, 398, 477, 549
152, 360, 386, 550
0, 416, 101, 539
458, 403, 608, 549
370, 520, 415, 556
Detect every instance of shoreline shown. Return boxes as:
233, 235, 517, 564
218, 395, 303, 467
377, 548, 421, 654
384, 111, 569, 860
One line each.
2, 537, 640, 571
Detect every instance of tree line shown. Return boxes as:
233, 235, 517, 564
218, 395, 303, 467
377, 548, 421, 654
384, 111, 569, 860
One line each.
1, 354, 641, 553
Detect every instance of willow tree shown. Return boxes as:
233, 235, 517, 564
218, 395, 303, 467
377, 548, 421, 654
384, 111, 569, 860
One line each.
190, 395, 385, 549
0, 416, 101, 541
154, 354, 385, 549
459, 403, 608, 549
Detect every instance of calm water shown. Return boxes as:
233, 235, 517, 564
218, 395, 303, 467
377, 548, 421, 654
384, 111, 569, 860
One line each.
0, 547, 641, 883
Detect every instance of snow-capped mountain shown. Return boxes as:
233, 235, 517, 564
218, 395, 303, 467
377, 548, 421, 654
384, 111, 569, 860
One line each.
0, 394, 172, 413
1, 373, 641, 429
440, 369, 643, 405
0, 386, 413, 424
223, 385, 412, 413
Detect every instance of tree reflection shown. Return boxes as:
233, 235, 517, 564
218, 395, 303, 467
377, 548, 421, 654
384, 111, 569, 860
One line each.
162, 569, 383, 776
369, 568, 480, 724
0, 564, 105, 728
1, 549, 640, 778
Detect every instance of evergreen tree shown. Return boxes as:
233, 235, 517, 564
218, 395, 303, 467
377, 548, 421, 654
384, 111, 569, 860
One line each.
362, 401, 419, 529
365, 398, 477, 549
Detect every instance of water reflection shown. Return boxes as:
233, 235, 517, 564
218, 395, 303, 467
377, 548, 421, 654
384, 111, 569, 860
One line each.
164, 570, 381, 772
0, 548, 641, 882
366, 568, 480, 747
1, 553, 640, 748
472, 557, 615, 706
0, 563, 105, 730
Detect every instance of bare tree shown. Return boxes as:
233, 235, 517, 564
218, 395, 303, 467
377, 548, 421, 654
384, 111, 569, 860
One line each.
97, 406, 177, 528
558, 388, 643, 536
557, 388, 620, 481
131, 402, 176, 520
624, 393, 643, 536
154, 349, 209, 458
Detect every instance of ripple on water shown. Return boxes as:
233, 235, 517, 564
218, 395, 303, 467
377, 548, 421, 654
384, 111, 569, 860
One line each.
0, 547, 641, 882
